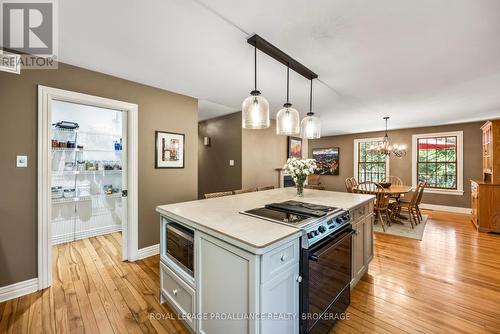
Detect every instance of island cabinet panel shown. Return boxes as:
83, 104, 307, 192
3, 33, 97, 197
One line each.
160, 262, 196, 330
349, 201, 375, 288
261, 239, 299, 281
260, 266, 300, 334
260, 241, 300, 334
352, 220, 366, 279
196, 231, 260, 334
364, 214, 374, 264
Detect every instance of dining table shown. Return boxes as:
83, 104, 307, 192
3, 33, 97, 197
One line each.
353, 183, 413, 196
353, 183, 413, 223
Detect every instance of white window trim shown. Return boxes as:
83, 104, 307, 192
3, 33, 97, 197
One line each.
411, 131, 464, 195
353, 137, 390, 181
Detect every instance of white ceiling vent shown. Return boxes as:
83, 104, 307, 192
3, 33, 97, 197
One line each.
0, 51, 21, 74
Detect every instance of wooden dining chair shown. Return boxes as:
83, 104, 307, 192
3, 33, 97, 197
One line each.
354, 181, 391, 232
351, 177, 359, 187
257, 185, 275, 191
392, 182, 424, 228
384, 175, 403, 186
307, 174, 321, 186
384, 175, 404, 201
233, 187, 258, 195
415, 181, 427, 221
345, 178, 353, 193
204, 191, 233, 199
345, 177, 356, 193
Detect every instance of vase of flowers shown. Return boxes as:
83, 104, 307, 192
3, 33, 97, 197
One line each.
283, 158, 317, 197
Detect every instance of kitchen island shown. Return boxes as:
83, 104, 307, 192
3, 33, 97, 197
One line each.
156, 188, 374, 334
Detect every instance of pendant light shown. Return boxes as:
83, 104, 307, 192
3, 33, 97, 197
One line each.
242, 45, 270, 129
300, 79, 321, 139
276, 65, 300, 135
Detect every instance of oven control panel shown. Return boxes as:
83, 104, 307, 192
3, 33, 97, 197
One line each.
305, 211, 351, 246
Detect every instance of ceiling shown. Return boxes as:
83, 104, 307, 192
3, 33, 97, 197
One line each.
58, 0, 500, 135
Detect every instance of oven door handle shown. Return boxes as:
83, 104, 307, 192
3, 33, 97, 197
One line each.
309, 229, 355, 262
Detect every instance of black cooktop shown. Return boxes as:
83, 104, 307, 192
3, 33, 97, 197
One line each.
243, 207, 311, 225
242, 201, 339, 226
265, 200, 337, 217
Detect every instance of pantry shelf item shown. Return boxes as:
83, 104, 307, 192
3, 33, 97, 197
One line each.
53, 121, 79, 130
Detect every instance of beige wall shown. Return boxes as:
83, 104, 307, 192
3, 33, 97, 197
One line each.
198, 112, 242, 198
308, 121, 484, 208
198, 114, 288, 192
242, 119, 287, 189
0, 63, 198, 287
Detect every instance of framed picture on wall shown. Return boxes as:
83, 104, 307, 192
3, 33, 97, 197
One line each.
287, 137, 302, 159
155, 131, 185, 168
312, 147, 339, 175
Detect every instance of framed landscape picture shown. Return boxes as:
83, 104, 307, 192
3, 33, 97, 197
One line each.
287, 137, 302, 159
312, 147, 339, 175
155, 131, 185, 168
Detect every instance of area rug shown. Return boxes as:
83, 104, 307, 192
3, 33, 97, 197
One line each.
373, 214, 428, 240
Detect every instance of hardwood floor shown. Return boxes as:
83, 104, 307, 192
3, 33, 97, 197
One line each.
333, 211, 500, 334
1, 211, 499, 333
0, 233, 189, 334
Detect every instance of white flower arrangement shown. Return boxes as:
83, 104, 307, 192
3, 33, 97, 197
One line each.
284, 158, 317, 188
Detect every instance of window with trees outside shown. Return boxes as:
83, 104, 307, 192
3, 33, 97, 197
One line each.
356, 139, 388, 183
416, 136, 457, 189
412, 131, 463, 194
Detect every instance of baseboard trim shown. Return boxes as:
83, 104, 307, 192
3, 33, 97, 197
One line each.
0, 278, 38, 303
420, 203, 472, 214
137, 244, 159, 260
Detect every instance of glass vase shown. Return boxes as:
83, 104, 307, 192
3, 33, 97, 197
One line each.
296, 180, 305, 197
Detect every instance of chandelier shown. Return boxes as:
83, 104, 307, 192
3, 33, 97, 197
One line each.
368, 117, 406, 157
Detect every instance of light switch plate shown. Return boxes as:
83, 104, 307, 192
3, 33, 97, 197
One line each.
229, 160, 235, 166
16, 155, 28, 168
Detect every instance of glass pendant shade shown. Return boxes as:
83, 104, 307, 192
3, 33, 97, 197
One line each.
242, 45, 270, 129
300, 114, 321, 139
242, 93, 270, 129
276, 105, 300, 135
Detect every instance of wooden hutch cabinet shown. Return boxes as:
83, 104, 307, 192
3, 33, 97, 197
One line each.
471, 120, 500, 233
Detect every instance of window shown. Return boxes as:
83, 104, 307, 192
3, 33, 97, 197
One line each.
412, 131, 463, 195
354, 138, 389, 183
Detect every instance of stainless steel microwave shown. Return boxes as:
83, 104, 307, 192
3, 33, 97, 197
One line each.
166, 222, 194, 277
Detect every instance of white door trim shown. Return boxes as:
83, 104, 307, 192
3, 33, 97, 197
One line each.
37, 85, 139, 290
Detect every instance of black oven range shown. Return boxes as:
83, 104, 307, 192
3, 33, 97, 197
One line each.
242, 200, 353, 333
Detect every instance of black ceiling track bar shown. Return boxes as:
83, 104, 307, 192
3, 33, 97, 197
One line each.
247, 34, 318, 80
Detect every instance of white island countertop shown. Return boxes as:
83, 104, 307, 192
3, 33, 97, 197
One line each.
156, 188, 374, 254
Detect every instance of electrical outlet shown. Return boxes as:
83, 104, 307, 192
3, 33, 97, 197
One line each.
229, 160, 235, 166
16, 155, 28, 168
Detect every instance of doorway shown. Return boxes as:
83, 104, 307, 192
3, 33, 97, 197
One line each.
38, 86, 139, 290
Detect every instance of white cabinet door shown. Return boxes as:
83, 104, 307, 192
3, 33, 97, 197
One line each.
351, 220, 365, 286
364, 214, 374, 264
260, 266, 300, 334
196, 232, 259, 334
